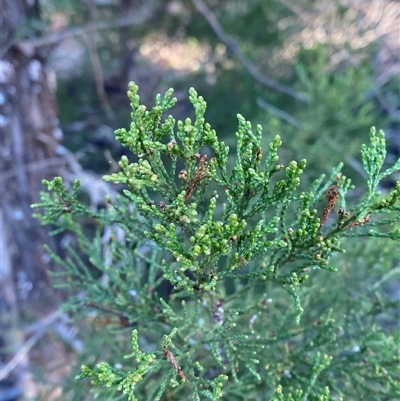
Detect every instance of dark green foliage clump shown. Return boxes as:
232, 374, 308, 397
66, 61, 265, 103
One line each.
32, 83, 400, 400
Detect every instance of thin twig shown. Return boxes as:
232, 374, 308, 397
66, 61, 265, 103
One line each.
190, 0, 309, 102
0, 311, 60, 381
84, 0, 114, 122
0, 157, 67, 181
257, 97, 303, 129
2, 5, 154, 57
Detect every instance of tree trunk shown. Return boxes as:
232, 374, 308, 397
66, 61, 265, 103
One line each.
1, 0, 66, 396
1, 0, 65, 310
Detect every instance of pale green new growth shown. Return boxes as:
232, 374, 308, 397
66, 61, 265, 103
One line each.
32, 83, 400, 400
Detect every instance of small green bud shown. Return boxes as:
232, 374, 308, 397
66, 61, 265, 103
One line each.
192, 245, 201, 256
119, 155, 129, 168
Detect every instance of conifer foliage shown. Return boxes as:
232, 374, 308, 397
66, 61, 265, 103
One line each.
33, 83, 400, 400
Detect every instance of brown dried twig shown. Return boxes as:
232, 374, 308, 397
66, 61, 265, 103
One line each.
344, 216, 371, 230
184, 155, 209, 202
163, 349, 188, 382
320, 185, 339, 228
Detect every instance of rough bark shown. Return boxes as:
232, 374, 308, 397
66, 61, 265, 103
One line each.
1, 0, 66, 394
1, 2, 65, 309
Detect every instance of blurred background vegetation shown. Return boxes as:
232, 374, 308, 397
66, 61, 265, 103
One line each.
1, 0, 399, 400
44, 0, 400, 182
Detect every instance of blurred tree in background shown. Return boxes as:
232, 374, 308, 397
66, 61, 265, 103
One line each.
43, 0, 399, 183
1, 0, 399, 399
